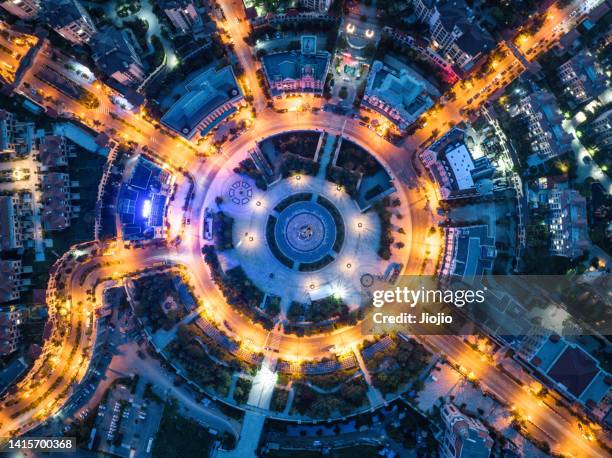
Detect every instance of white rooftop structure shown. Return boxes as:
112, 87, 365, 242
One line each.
445, 143, 475, 190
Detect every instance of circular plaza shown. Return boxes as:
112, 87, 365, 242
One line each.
202, 130, 409, 317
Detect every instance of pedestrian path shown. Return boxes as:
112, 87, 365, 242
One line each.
352, 344, 385, 408
219, 358, 277, 458
217, 411, 265, 458
316, 133, 338, 179
151, 303, 206, 350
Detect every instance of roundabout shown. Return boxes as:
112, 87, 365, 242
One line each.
201, 132, 401, 315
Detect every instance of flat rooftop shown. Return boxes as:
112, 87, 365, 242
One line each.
161, 65, 242, 139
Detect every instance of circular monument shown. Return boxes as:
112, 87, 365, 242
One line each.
267, 195, 345, 270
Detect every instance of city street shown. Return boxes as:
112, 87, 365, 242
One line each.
0, 0, 608, 456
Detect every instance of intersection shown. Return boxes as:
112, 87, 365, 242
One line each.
0, 0, 609, 456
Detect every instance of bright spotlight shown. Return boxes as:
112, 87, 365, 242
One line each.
332, 283, 346, 300
142, 199, 152, 218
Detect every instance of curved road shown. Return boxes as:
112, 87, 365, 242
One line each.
0, 0, 608, 456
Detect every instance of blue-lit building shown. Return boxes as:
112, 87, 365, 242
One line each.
117, 156, 172, 241
161, 65, 243, 140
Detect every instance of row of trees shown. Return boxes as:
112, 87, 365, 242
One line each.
291, 377, 368, 418
368, 337, 430, 394
372, 197, 395, 260
233, 158, 268, 190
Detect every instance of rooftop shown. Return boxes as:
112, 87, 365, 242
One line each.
262, 50, 330, 83
41, 172, 71, 231
38, 135, 67, 168
532, 337, 611, 406
161, 65, 242, 139
517, 91, 573, 161
46, 0, 91, 29
91, 27, 143, 79
0, 197, 16, 252
440, 225, 496, 280
421, 127, 494, 199
364, 58, 437, 128
118, 157, 170, 241
0, 260, 20, 304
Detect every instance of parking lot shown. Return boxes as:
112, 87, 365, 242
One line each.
93, 377, 164, 458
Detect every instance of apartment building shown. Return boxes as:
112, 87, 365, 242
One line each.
46, 0, 97, 45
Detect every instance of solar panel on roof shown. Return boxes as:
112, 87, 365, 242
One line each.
130, 162, 153, 189
150, 195, 167, 227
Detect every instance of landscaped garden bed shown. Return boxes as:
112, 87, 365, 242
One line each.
365, 335, 431, 394
265, 215, 294, 269
213, 211, 234, 250
290, 377, 368, 418
270, 387, 289, 412
273, 192, 312, 212
270, 131, 321, 160
371, 197, 394, 260
280, 153, 320, 177
233, 377, 253, 405
202, 246, 273, 329
233, 158, 268, 190
132, 272, 189, 331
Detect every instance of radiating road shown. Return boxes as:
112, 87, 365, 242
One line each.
0, 0, 609, 456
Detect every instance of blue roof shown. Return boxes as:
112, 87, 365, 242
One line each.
130, 163, 153, 190
262, 51, 330, 82
262, 50, 330, 96
118, 157, 168, 240
448, 225, 495, 279
533, 338, 567, 373
161, 65, 242, 139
